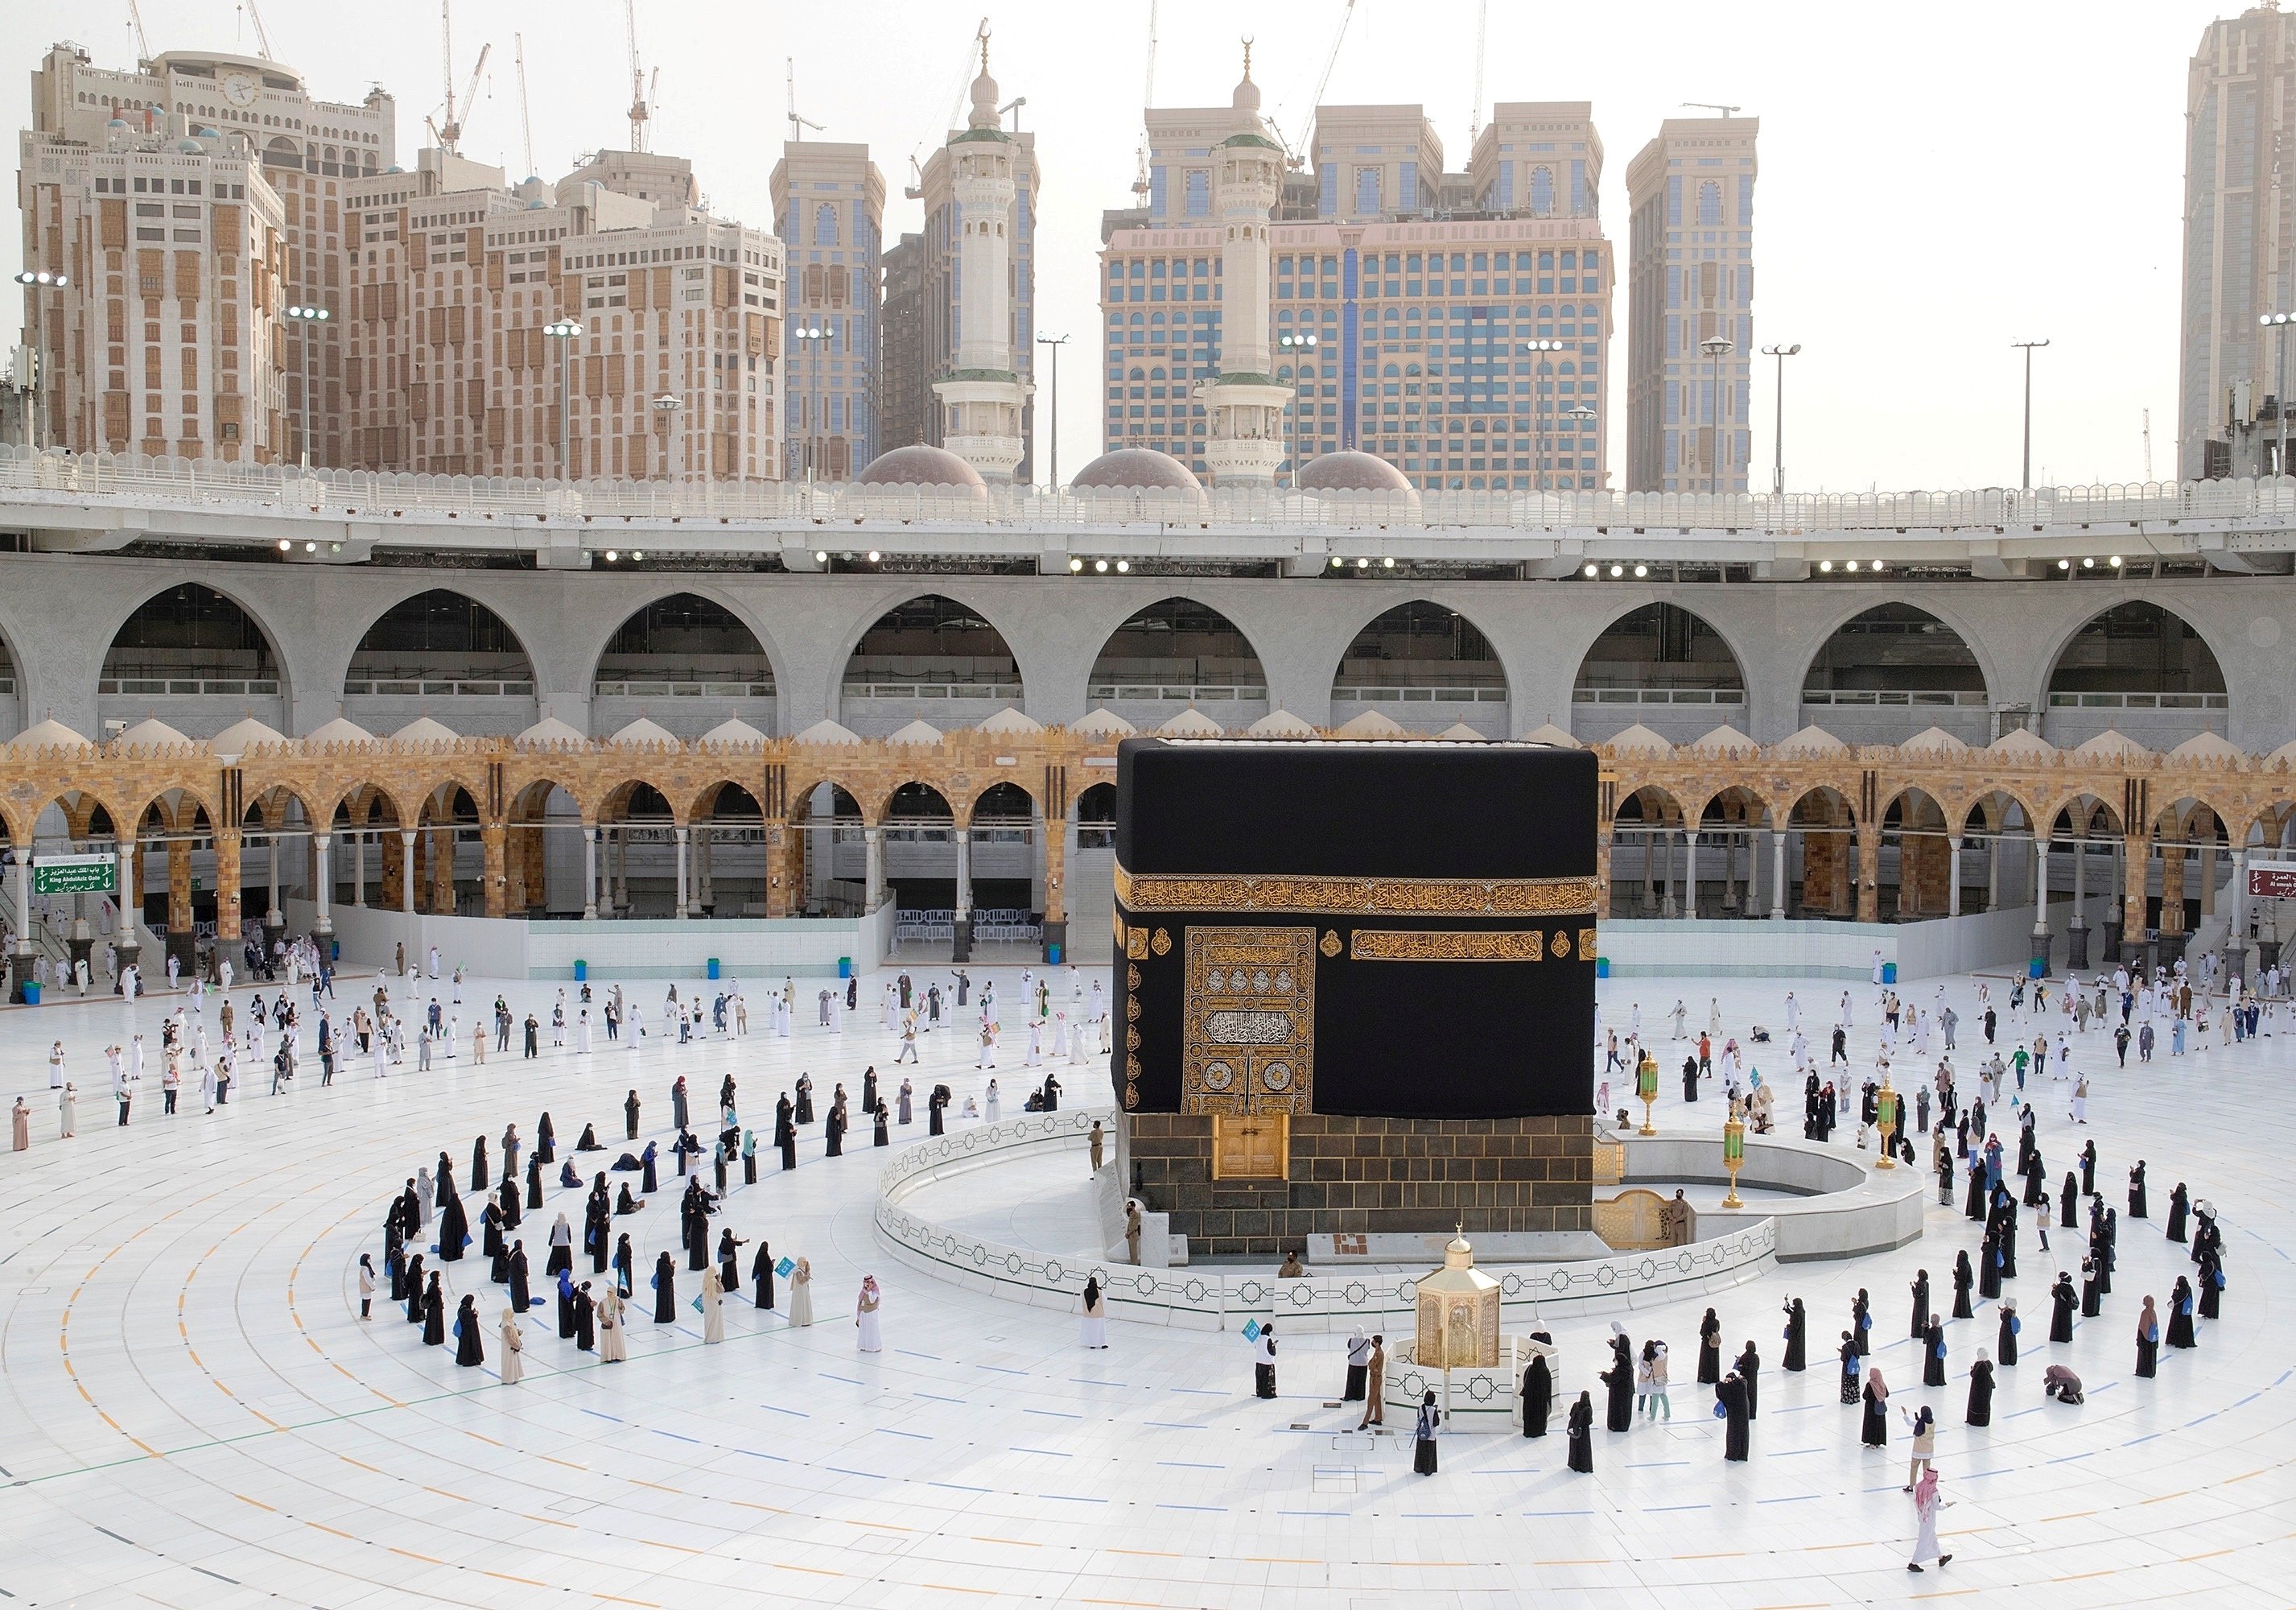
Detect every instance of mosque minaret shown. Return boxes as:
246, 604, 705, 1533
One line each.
1202, 47, 1292, 485
933, 39, 1032, 484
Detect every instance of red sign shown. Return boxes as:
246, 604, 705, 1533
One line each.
2249, 864, 2296, 900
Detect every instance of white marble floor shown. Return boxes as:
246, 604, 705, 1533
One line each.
0, 959, 2286, 1608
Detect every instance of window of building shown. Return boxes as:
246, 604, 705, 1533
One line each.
1698, 181, 1721, 227
1185, 170, 1210, 217
1354, 167, 1380, 214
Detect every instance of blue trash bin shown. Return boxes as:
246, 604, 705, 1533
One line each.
2028, 956, 2045, 980
573, 959, 587, 982
21, 980, 39, 1005
1596, 956, 1610, 979
1882, 961, 1898, 985
1048, 943, 1062, 965
838, 956, 852, 980
707, 956, 720, 981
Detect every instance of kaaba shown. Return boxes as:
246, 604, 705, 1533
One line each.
1112, 737, 1599, 1258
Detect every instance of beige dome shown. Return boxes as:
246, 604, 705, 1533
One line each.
794, 718, 864, 746
1602, 723, 1675, 757
855, 444, 986, 490
2072, 729, 2151, 759
211, 716, 287, 754
1298, 450, 1412, 494
1898, 725, 1970, 755
303, 716, 374, 745
2170, 731, 2242, 761
1435, 723, 1488, 741
976, 705, 1045, 734
886, 718, 944, 746
391, 716, 460, 745
1986, 727, 2058, 759
1686, 722, 1757, 754
1333, 708, 1408, 738
111, 716, 193, 751
1071, 448, 1202, 493
1156, 708, 1226, 737
609, 716, 679, 746
1245, 709, 1318, 738
1520, 721, 1581, 748
700, 717, 769, 745
1772, 723, 1850, 758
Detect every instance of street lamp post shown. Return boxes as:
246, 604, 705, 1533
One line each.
11, 270, 68, 451
1699, 334, 1734, 499
1524, 339, 1564, 490
1278, 331, 1318, 485
2261, 314, 2294, 476
285, 303, 331, 469
1036, 332, 1068, 489
1760, 342, 1801, 495
792, 323, 826, 484
2012, 339, 2050, 490
1564, 402, 1596, 493
651, 393, 683, 490
544, 318, 581, 481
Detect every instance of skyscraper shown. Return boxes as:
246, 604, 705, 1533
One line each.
1625, 116, 1758, 494
1101, 90, 1614, 490
771, 141, 885, 480
877, 232, 927, 452
2180, 4, 2296, 480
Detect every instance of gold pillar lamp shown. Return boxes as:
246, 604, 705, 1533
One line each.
1721, 1096, 1746, 1208
1635, 1051, 1659, 1136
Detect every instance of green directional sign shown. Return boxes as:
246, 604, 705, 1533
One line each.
32, 853, 117, 896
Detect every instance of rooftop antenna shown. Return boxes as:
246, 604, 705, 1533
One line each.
1132, 0, 1158, 197
623, 0, 651, 151
785, 59, 824, 142
513, 33, 536, 178
1681, 101, 1743, 118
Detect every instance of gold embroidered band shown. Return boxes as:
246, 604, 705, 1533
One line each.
1115, 865, 1598, 919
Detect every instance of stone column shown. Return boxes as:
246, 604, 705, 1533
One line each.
582, 827, 599, 920
7, 848, 31, 1003
2160, 841, 2187, 933
263, 826, 281, 927
1855, 824, 1881, 925
113, 840, 140, 977
613, 828, 629, 914
1947, 836, 1963, 919
1770, 828, 1787, 919
351, 830, 365, 906
2123, 833, 2149, 953
482, 824, 507, 919
952, 827, 973, 962
2225, 846, 2249, 983
312, 832, 334, 936
214, 828, 241, 943
1595, 828, 1613, 920
2071, 837, 2088, 927
697, 828, 714, 914
2201, 838, 2218, 919
1042, 817, 1067, 963
1683, 831, 1699, 920
399, 830, 416, 914
863, 826, 885, 914
674, 827, 690, 920
765, 824, 790, 919
2030, 833, 2052, 976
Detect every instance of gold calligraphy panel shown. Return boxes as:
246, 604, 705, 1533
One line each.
1182, 925, 1316, 1115
1350, 929, 1547, 961
1116, 865, 1597, 919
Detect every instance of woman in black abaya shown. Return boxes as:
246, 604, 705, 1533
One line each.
454, 1295, 484, 1367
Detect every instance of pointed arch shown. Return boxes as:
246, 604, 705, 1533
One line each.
99, 581, 291, 736
1573, 602, 1747, 742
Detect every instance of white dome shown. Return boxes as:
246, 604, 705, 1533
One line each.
517, 716, 589, 745
1333, 709, 1408, 738
5, 716, 90, 750
303, 716, 374, 745
1519, 722, 1581, 748
2072, 729, 2151, 759
1245, 709, 1318, 737
111, 716, 193, 750
1601, 724, 1675, 757
699, 717, 769, 745
886, 719, 944, 746
1156, 708, 1226, 737
391, 716, 461, 745
2169, 731, 2243, 762
609, 716, 679, 746
976, 705, 1045, 735
1435, 723, 1489, 741
1685, 722, 1757, 754
1772, 723, 1849, 758
210, 716, 287, 754
794, 718, 864, 746
1897, 725, 1970, 755
1986, 727, 2058, 759
1071, 708, 1137, 738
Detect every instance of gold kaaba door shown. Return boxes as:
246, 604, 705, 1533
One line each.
1181, 926, 1317, 1117
1211, 1112, 1290, 1181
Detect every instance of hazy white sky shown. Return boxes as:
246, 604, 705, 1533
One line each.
0, 0, 2249, 489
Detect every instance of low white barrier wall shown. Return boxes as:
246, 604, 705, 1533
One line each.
1617, 1132, 1928, 1261
1599, 894, 2117, 981
288, 900, 897, 980
873, 1108, 1779, 1333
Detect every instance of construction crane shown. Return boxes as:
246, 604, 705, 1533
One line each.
1469, 0, 1486, 144
904, 148, 925, 202
125, 0, 150, 65
513, 33, 535, 178
1681, 101, 1742, 118
240, 0, 274, 60
939, 19, 992, 135
785, 60, 823, 143
624, 0, 652, 152
434, 3, 489, 159
1276, 0, 1357, 171
1131, 0, 1157, 197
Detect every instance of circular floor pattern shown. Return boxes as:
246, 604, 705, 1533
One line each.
0, 965, 2285, 1607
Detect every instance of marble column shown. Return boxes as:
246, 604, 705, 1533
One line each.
1947, 836, 1963, 919
351, 829, 365, 907
312, 833, 334, 935
582, 827, 598, 920
1683, 831, 1699, 920
674, 827, 690, 920
864, 827, 885, 914
399, 830, 416, 914
1770, 829, 1787, 919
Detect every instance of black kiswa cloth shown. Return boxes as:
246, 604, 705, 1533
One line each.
1114, 737, 1597, 1120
